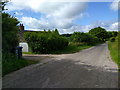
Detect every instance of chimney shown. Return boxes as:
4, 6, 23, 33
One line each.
19, 24, 24, 31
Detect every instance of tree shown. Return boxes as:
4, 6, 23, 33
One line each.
107, 31, 118, 38
0, 0, 8, 11
89, 27, 108, 42
2, 13, 19, 54
70, 32, 100, 45
2, 1, 19, 55
61, 34, 72, 37
54, 29, 59, 35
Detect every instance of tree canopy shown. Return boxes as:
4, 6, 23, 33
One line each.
89, 27, 108, 41
2, 1, 19, 55
70, 32, 100, 45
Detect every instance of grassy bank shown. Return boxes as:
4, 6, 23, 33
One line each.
108, 40, 120, 67
2, 58, 38, 76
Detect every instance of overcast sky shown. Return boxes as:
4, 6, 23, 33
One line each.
5, 0, 119, 34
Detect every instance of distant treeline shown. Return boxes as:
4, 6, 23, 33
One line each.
24, 27, 118, 54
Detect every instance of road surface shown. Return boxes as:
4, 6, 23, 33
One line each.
2, 43, 118, 88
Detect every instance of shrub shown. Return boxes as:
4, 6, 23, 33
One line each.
70, 32, 100, 45
24, 30, 68, 53
2, 13, 19, 55
110, 37, 115, 42
2, 52, 37, 76
108, 32, 120, 67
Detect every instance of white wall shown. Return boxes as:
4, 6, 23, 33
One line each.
19, 42, 28, 52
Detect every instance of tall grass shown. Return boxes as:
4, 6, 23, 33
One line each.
2, 53, 38, 76
108, 36, 120, 67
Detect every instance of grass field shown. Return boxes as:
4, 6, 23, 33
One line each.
108, 38, 120, 67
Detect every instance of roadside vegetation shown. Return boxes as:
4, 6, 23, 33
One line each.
1, 1, 38, 76
108, 32, 120, 67
1, 1, 119, 76
24, 29, 68, 54
2, 53, 38, 76
23, 42, 92, 54
49, 42, 92, 54
24, 27, 111, 54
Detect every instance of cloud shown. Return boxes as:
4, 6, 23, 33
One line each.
6, 0, 86, 13
6, 0, 88, 31
21, 16, 118, 34
20, 13, 89, 33
88, 21, 118, 32
110, 0, 120, 11
106, 22, 118, 31
65, 21, 118, 34
15, 12, 23, 16
21, 17, 51, 30
6, 1, 118, 33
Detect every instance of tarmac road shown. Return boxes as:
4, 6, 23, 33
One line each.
2, 43, 118, 88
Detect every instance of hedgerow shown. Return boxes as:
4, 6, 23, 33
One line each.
24, 30, 68, 53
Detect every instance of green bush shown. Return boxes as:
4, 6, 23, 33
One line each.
108, 33, 120, 67
24, 30, 68, 53
2, 13, 19, 55
110, 37, 115, 42
70, 32, 100, 45
107, 31, 118, 40
2, 52, 38, 76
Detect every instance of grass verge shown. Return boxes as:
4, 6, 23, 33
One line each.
2, 58, 38, 76
108, 41, 120, 67
49, 44, 92, 54
22, 52, 35, 54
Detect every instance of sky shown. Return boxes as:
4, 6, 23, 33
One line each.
5, 0, 119, 34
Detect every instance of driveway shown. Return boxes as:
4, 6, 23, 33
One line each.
2, 43, 118, 88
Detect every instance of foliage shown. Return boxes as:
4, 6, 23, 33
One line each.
70, 32, 100, 45
107, 31, 118, 38
108, 33, 120, 67
2, 53, 38, 76
0, 1, 8, 11
49, 42, 92, 54
61, 34, 72, 37
89, 27, 108, 42
24, 30, 69, 54
2, 13, 19, 55
110, 37, 115, 42
1, 1, 34, 76
2, 1, 20, 61
107, 31, 118, 40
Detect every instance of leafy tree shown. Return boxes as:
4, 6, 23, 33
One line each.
110, 37, 115, 42
2, 13, 19, 54
61, 34, 72, 37
54, 29, 59, 35
0, 0, 9, 12
70, 32, 100, 45
107, 31, 118, 39
89, 27, 108, 42
2, 1, 19, 57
